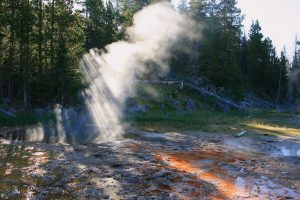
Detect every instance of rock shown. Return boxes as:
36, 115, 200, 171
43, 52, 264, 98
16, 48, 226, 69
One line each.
217, 103, 230, 113
153, 169, 171, 178
236, 131, 247, 137
127, 103, 147, 114
126, 195, 137, 200
31, 173, 42, 178
62, 107, 79, 122
6, 191, 20, 199
186, 99, 196, 112
170, 99, 181, 111
111, 163, 122, 168
160, 103, 166, 109
84, 189, 103, 198
34, 108, 45, 116
42, 175, 55, 183
102, 194, 110, 199
93, 153, 103, 158
51, 187, 64, 195
40, 189, 50, 195
240, 101, 251, 108
147, 195, 162, 200
8, 108, 17, 115
127, 176, 141, 184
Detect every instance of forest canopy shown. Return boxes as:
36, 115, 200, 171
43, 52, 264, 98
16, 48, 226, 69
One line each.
0, 0, 298, 109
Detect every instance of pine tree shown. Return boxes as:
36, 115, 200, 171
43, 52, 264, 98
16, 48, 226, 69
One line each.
178, 0, 188, 14
276, 50, 289, 103
192, 0, 243, 99
246, 21, 287, 100
246, 20, 265, 94
0, 0, 5, 98
292, 35, 300, 69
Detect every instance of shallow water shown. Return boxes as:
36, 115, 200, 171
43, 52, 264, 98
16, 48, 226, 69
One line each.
154, 149, 300, 199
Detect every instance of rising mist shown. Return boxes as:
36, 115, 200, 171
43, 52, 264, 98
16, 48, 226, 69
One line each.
80, 2, 197, 142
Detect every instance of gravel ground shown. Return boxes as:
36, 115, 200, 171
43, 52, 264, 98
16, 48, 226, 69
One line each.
0, 130, 300, 200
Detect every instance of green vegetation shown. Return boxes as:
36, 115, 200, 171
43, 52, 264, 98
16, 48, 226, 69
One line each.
127, 109, 242, 133
0, 0, 298, 109
127, 108, 300, 137
0, 112, 54, 127
123, 84, 300, 137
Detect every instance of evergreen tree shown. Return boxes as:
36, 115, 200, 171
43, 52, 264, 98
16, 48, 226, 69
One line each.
246, 21, 287, 100
0, 0, 295, 107
246, 20, 265, 93
85, 0, 118, 50
192, 0, 243, 99
292, 35, 300, 69
0, 0, 85, 107
85, 0, 106, 50
178, 0, 188, 14
276, 50, 289, 103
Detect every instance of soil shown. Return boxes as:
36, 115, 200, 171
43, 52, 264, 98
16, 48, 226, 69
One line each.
0, 130, 300, 200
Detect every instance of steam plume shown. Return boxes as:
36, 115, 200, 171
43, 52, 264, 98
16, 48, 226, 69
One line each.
80, 2, 196, 142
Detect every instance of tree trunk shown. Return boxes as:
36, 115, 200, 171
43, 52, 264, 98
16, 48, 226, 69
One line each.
8, 0, 16, 101
0, 1, 3, 98
38, 0, 43, 71
50, 0, 55, 67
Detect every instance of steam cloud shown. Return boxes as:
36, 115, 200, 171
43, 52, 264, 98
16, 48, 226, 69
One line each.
81, 2, 197, 142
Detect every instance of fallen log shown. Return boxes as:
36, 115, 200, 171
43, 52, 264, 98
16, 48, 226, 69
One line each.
185, 83, 245, 111
0, 108, 17, 117
135, 79, 184, 89
236, 130, 247, 137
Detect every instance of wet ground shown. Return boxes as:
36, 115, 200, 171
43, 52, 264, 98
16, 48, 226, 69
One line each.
0, 130, 300, 200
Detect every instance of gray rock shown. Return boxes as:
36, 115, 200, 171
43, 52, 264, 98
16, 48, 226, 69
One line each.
153, 169, 171, 178
42, 175, 55, 183
217, 103, 230, 113
6, 191, 20, 199
40, 189, 49, 195
51, 187, 64, 195
85, 189, 102, 198
127, 103, 147, 113
8, 108, 17, 115
62, 107, 79, 122
126, 195, 137, 200
240, 101, 251, 108
147, 195, 162, 200
34, 108, 45, 116
170, 99, 181, 111
31, 173, 43, 178
186, 99, 196, 112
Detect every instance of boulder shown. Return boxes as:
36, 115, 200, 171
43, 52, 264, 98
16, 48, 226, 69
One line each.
168, 99, 181, 111
127, 103, 147, 114
217, 103, 230, 113
186, 99, 196, 112
34, 108, 45, 116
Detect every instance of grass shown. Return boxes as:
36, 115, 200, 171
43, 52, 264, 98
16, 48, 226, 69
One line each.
1, 81, 299, 139
127, 109, 244, 133
245, 122, 300, 137
124, 84, 300, 137
126, 108, 300, 137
